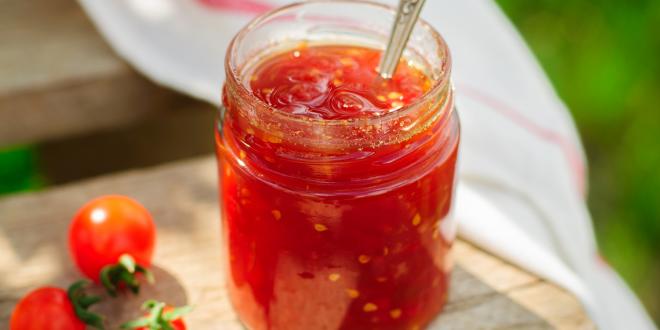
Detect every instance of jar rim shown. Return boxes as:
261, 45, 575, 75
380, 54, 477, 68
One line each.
224, 0, 452, 128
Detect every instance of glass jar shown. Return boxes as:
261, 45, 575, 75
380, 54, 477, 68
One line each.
216, 1, 459, 329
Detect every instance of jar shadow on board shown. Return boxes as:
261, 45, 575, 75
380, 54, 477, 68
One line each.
215, 1, 459, 329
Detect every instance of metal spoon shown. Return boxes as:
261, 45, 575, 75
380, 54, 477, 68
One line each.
377, 0, 427, 79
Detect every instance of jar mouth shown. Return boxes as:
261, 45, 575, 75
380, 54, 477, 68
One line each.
224, 0, 452, 128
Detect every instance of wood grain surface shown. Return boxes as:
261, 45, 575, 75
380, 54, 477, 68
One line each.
0, 156, 594, 329
0, 0, 193, 147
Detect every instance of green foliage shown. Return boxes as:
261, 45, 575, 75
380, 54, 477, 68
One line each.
0, 146, 43, 194
496, 0, 660, 323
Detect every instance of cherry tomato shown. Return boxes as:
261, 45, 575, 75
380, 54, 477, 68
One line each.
69, 195, 156, 281
123, 301, 190, 330
10, 287, 85, 330
135, 307, 186, 330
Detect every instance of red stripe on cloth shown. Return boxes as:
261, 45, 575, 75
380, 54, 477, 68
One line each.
197, 0, 274, 14
595, 252, 612, 269
458, 83, 586, 195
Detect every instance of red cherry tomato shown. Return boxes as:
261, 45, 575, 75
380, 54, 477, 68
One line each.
10, 287, 85, 330
69, 195, 156, 281
123, 302, 190, 330
135, 307, 187, 330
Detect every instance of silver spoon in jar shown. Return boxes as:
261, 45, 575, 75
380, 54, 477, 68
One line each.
378, 0, 427, 79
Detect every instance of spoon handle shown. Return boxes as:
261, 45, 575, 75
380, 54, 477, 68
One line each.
378, 0, 427, 79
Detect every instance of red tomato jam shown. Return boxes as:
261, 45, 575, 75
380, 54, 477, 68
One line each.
250, 46, 431, 119
217, 45, 459, 330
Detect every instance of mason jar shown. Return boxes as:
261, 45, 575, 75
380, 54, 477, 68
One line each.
216, 1, 459, 329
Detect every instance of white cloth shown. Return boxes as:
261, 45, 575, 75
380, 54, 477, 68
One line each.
76, 0, 655, 328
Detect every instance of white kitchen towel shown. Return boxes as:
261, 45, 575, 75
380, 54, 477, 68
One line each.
76, 0, 656, 328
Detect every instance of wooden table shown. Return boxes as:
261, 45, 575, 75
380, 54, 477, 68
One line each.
0, 0, 194, 147
0, 157, 594, 329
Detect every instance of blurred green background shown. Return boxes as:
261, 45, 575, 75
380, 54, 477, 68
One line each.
496, 0, 660, 323
0, 0, 658, 324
